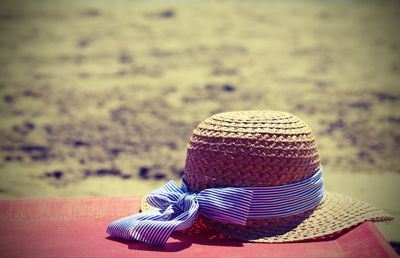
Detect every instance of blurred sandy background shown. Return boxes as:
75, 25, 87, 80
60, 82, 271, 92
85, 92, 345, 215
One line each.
0, 0, 399, 241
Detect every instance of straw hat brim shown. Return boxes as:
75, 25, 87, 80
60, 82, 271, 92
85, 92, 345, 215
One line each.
140, 191, 393, 243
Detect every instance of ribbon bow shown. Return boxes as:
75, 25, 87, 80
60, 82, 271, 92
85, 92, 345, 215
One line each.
107, 181, 253, 245
107, 168, 324, 246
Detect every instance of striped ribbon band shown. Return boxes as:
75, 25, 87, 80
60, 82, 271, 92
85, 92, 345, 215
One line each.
107, 167, 324, 246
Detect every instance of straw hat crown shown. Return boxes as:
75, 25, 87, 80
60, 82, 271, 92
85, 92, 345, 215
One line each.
183, 110, 320, 192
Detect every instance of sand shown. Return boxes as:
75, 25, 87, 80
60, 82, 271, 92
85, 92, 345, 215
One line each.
0, 0, 399, 241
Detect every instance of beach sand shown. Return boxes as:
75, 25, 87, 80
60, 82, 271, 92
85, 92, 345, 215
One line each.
0, 0, 399, 241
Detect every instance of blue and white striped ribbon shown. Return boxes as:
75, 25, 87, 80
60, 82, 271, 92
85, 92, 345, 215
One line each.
107, 167, 324, 246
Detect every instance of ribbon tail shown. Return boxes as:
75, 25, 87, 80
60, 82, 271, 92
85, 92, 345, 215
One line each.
107, 198, 200, 246
107, 210, 168, 241
130, 218, 181, 246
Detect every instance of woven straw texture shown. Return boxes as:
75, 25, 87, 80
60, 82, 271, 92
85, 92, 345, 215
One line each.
141, 110, 393, 242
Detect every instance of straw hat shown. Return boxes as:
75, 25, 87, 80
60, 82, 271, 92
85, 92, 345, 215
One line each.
141, 110, 393, 242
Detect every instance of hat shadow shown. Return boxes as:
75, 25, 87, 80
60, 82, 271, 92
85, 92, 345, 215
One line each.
105, 212, 356, 252
105, 220, 243, 252
171, 223, 244, 247
106, 236, 192, 252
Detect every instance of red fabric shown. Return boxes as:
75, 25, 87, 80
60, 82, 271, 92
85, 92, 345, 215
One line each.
0, 197, 397, 258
